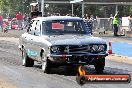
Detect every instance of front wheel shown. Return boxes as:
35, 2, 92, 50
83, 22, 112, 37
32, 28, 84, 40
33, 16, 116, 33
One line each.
41, 53, 52, 73
94, 58, 105, 74
42, 59, 52, 74
22, 49, 34, 67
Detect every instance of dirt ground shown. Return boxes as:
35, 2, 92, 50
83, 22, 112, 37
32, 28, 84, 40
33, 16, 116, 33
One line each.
0, 37, 19, 44
0, 78, 16, 88
106, 54, 132, 64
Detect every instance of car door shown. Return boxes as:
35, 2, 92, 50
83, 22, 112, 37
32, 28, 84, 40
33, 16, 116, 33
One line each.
29, 20, 42, 61
21, 20, 34, 51
24, 20, 39, 60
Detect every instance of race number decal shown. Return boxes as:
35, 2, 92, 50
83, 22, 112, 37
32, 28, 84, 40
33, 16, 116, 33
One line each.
52, 23, 64, 30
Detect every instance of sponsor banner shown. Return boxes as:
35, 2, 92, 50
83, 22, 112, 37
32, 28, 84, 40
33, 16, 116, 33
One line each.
76, 74, 131, 85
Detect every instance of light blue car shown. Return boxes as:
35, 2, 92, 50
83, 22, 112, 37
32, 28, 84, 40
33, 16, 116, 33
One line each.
19, 16, 108, 74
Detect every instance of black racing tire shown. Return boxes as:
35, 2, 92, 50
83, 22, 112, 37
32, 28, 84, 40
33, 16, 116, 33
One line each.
22, 49, 34, 67
94, 58, 105, 74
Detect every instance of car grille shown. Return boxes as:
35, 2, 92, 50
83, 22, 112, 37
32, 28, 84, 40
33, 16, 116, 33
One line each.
69, 45, 89, 53
68, 44, 106, 54
50, 44, 107, 54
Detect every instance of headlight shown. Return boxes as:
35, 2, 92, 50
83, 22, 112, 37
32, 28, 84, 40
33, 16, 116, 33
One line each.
91, 45, 99, 52
50, 46, 60, 53
64, 46, 69, 53
98, 45, 105, 52
91, 44, 106, 52
50, 45, 69, 53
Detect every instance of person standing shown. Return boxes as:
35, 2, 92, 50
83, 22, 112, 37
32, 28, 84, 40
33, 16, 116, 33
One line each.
112, 13, 120, 36
0, 15, 3, 30
16, 12, 23, 30
30, 8, 42, 19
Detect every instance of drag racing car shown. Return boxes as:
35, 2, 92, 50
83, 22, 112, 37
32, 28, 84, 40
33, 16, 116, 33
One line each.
19, 16, 108, 74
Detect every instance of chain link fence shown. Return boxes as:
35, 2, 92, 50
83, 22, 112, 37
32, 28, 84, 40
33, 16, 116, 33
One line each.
86, 17, 132, 35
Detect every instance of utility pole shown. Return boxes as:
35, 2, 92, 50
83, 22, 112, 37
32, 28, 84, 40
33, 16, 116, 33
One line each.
41, 0, 44, 16
82, 1, 84, 18
115, 5, 118, 14
72, 4, 74, 16
23, 2, 24, 14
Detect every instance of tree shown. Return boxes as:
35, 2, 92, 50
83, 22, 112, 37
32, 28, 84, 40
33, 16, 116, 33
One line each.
0, 0, 132, 18
0, 0, 32, 18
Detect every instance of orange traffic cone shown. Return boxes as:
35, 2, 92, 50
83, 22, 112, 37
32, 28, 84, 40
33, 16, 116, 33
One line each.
108, 42, 112, 54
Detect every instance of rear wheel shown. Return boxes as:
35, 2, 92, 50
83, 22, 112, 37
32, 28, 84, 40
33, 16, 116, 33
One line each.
22, 49, 34, 67
94, 58, 105, 74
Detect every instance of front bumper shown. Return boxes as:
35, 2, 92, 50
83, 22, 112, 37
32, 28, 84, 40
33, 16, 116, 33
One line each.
47, 53, 108, 65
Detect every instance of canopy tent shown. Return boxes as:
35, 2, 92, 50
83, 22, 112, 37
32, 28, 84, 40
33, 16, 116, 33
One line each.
44, 0, 132, 3
42, 0, 132, 5
83, 0, 131, 2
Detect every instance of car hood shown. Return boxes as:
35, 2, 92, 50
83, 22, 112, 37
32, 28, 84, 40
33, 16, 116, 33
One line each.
43, 34, 107, 45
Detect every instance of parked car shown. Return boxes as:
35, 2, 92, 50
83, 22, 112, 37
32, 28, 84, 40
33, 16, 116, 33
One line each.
3, 19, 11, 30
11, 18, 18, 29
19, 16, 108, 73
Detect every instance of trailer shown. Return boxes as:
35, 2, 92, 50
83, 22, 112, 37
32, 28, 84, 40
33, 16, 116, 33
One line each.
120, 17, 131, 35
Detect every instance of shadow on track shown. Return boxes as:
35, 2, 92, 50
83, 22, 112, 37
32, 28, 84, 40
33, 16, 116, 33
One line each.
33, 64, 131, 76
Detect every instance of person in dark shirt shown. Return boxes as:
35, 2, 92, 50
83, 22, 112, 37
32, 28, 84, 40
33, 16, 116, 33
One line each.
27, 8, 42, 25
26, 8, 42, 32
30, 8, 42, 18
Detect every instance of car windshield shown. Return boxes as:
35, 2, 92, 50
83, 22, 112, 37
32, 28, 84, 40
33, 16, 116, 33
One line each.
42, 20, 90, 35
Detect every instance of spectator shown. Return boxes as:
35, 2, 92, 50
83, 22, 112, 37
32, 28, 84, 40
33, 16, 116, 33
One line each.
16, 12, 23, 30
112, 12, 120, 36
30, 8, 42, 18
84, 14, 90, 20
90, 15, 97, 30
129, 15, 132, 30
109, 14, 114, 30
2, 21, 9, 33
0, 15, 3, 30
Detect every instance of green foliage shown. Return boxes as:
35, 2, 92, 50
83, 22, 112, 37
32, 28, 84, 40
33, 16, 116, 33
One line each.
0, 0, 32, 18
0, 0, 132, 18
130, 6, 132, 14
45, 3, 131, 17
